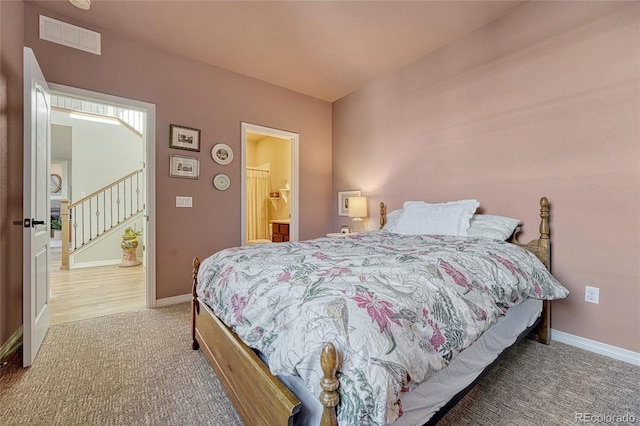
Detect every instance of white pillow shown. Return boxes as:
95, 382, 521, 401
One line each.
467, 214, 520, 240
383, 209, 403, 231
392, 199, 479, 236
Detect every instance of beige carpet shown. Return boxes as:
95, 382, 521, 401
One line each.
1, 303, 638, 425
0, 304, 241, 426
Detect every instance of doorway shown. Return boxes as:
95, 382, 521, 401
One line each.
47, 84, 156, 324
241, 123, 298, 245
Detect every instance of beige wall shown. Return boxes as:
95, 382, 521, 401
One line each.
254, 136, 291, 221
50, 110, 143, 203
0, 0, 25, 349
22, 4, 332, 300
333, 2, 639, 352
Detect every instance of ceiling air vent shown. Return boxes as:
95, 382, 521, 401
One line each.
39, 15, 101, 55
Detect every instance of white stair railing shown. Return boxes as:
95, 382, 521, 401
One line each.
61, 169, 143, 269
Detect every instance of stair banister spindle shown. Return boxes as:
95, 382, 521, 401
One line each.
89, 199, 93, 242
110, 187, 114, 229
123, 180, 127, 221
81, 202, 85, 245
130, 176, 133, 218
117, 184, 121, 223
73, 206, 78, 250
103, 191, 107, 233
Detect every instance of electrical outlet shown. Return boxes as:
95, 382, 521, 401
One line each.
585, 286, 599, 304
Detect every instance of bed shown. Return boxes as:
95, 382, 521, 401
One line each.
191, 197, 569, 425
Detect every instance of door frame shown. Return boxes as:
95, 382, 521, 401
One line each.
49, 83, 157, 307
240, 122, 299, 244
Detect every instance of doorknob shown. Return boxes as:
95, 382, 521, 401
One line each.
31, 219, 45, 226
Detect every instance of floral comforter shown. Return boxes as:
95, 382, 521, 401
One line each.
196, 230, 569, 425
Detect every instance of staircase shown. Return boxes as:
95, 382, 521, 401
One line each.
60, 169, 144, 269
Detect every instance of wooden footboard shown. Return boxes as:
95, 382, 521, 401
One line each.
192, 258, 302, 425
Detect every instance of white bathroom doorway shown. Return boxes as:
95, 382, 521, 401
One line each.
240, 123, 299, 245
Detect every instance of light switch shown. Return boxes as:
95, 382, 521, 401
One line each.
176, 196, 192, 208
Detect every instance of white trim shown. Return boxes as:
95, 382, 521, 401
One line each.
70, 259, 121, 269
552, 329, 640, 366
48, 83, 156, 309
155, 293, 192, 307
240, 123, 299, 244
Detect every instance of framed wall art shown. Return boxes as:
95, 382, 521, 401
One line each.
170, 124, 201, 152
170, 154, 200, 179
338, 189, 361, 216
211, 143, 233, 165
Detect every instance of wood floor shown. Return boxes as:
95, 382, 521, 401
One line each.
49, 246, 146, 326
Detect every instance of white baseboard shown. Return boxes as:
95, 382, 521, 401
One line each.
155, 293, 191, 308
551, 329, 640, 367
70, 259, 121, 269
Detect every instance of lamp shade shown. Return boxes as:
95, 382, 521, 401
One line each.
348, 196, 368, 219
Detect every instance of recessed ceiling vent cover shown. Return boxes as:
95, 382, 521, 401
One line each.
39, 15, 101, 55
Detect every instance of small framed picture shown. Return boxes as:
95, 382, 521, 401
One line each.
338, 190, 361, 216
170, 154, 199, 179
170, 124, 201, 152
211, 143, 233, 165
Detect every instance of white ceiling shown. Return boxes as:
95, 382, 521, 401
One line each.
27, 0, 525, 102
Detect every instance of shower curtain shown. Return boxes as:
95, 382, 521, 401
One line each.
246, 169, 271, 241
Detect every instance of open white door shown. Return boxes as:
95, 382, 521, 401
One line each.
23, 47, 51, 367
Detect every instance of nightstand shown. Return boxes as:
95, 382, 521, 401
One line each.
326, 232, 357, 238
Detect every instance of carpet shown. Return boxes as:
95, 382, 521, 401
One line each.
0, 304, 241, 426
1, 304, 638, 425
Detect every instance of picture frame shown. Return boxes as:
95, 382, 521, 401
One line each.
170, 154, 200, 179
338, 190, 361, 216
170, 124, 201, 152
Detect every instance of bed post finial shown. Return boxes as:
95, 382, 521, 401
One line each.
538, 197, 550, 270
192, 257, 201, 350
319, 342, 339, 426
380, 202, 387, 229
539, 197, 549, 240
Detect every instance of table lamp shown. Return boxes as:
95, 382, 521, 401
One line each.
348, 196, 368, 233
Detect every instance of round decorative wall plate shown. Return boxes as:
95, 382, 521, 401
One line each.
213, 173, 230, 191
211, 143, 233, 165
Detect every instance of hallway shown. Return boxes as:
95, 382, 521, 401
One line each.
49, 246, 146, 325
